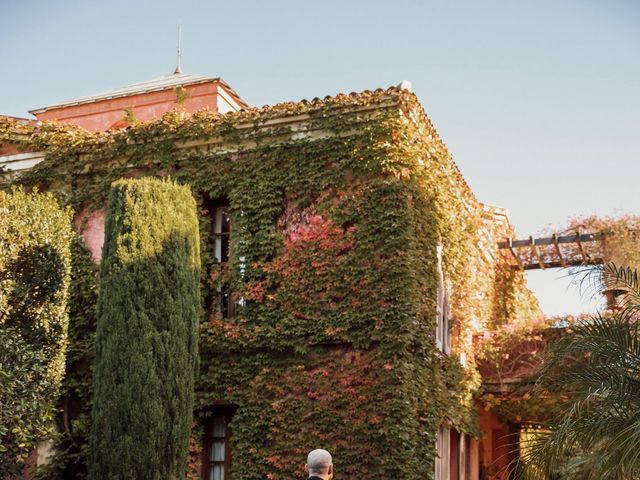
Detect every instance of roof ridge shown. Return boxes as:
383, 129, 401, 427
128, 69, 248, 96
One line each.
229, 84, 407, 116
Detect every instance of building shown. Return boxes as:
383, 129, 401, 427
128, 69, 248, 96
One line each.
0, 73, 540, 479
0, 116, 43, 176
1, 72, 247, 178
29, 72, 248, 132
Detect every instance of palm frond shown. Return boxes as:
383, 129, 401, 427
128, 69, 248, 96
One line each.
517, 264, 640, 478
575, 263, 640, 317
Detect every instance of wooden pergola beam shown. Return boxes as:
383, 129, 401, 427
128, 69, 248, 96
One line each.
576, 228, 590, 263
552, 233, 566, 267
507, 238, 524, 270
497, 232, 598, 249
498, 231, 602, 271
529, 236, 545, 270
512, 257, 604, 271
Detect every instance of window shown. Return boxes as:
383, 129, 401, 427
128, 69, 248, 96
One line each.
435, 426, 451, 480
204, 412, 233, 480
435, 427, 471, 480
213, 203, 231, 265
209, 199, 236, 319
436, 245, 451, 354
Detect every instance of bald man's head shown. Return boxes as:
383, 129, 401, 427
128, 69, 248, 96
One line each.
305, 449, 333, 478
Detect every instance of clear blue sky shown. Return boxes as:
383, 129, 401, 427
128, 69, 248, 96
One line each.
2, 0, 639, 315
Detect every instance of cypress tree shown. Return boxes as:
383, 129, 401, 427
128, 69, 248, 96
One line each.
89, 178, 201, 479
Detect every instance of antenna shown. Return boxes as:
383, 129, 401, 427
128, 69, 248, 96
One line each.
174, 23, 182, 74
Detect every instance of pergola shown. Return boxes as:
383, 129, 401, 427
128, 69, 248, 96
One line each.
498, 231, 603, 271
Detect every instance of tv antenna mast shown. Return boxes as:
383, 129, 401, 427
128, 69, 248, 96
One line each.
174, 23, 182, 74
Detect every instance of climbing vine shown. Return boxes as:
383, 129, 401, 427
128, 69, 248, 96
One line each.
567, 214, 640, 268
476, 212, 640, 427
475, 315, 578, 425
1, 87, 537, 479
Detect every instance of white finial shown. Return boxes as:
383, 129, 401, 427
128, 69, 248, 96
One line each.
174, 23, 182, 74
397, 80, 412, 91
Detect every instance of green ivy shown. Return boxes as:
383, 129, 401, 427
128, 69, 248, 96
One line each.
1, 87, 537, 479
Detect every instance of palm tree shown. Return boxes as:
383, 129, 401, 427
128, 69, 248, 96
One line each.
517, 263, 640, 479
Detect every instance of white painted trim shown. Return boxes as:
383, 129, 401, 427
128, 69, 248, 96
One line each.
0, 151, 45, 171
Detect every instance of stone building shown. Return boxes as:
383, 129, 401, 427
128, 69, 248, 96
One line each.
1, 71, 539, 479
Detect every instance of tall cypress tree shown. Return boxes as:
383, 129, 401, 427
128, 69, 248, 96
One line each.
89, 178, 201, 480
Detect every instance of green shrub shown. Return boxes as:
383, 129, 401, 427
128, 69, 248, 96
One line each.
0, 188, 73, 476
89, 178, 201, 480
35, 238, 99, 480
0, 329, 58, 476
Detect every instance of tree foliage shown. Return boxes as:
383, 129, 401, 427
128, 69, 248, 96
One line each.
89, 178, 201, 480
519, 264, 640, 479
568, 215, 640, 269
0, 188, 73, 476
35, 238, 99, 480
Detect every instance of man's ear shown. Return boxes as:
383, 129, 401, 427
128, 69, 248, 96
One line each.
304, 464, 309, 474
328, 464, 333, 475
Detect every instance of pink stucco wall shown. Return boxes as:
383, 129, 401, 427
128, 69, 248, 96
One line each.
77, 209, 106, 263
35, 82, 242, 132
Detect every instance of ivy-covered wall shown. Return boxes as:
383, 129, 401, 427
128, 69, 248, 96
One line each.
1, 86, 537, 479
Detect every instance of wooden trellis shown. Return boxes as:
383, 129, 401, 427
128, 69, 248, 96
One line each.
498, 231, 604, 271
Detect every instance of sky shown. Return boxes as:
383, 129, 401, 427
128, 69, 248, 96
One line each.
1, 0, 639, 316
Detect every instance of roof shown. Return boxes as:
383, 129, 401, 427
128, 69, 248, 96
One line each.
9, 83, 479, 206
29, 72, 249, 114
0, 114, 35, 123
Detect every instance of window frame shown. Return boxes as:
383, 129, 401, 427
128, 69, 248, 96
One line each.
213, 202, 231, 266
207, 198, 236, 320
435, 426, 451, 480
203, 409, 234, 480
